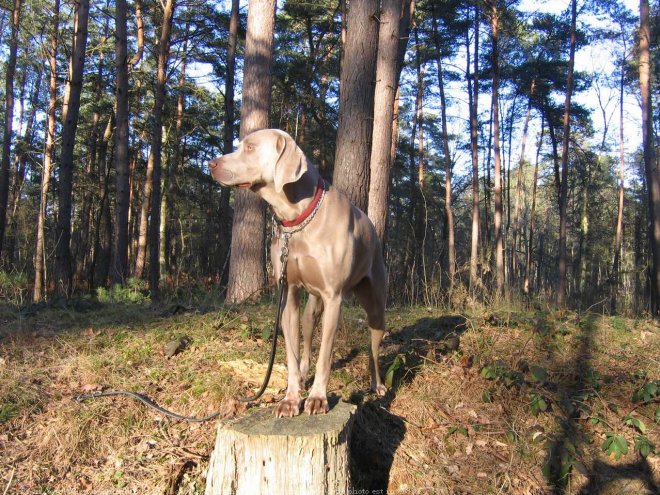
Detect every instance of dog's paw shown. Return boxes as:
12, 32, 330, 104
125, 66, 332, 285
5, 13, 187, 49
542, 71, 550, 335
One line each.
304, 395, 329, 415
273, 398, 301, 418
372, 384, 388, 397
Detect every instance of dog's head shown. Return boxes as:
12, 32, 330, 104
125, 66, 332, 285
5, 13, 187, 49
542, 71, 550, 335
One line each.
209, 129, 308, 193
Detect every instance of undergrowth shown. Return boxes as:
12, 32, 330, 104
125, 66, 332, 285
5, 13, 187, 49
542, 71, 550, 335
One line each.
0, 299, 657, 494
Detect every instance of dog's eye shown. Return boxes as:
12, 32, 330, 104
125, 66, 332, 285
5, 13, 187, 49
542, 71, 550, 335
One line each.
246, 144, 254, 152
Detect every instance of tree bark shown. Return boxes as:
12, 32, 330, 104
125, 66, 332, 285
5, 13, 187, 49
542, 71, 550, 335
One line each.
111, 0, 131, 285
488, 2, 505, 297
468, 2, 480, 290
512, 82, 535, 286
557, 0, 577, 306
611, 55, 626, 314
129, 0, 144, 68
0, 0, 22, 261
218, 0, 239, 285
148, 0, 176, 298
205, 401, 356, 495
34, 0, 60, 301
367, 0, 403, 242
55, 0, 90, 297
431, 10, 455, 288
525, 117, 544, 294
226, 0, 277, 303
639, 0, 660, 315
333, 0, 378, 213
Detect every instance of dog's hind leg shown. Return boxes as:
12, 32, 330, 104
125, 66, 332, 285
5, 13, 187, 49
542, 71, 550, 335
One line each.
354, 273, 388, 397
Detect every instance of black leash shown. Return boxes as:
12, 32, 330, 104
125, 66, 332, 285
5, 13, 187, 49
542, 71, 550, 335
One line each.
74, 234, 291, 423
73, 390, 225, 423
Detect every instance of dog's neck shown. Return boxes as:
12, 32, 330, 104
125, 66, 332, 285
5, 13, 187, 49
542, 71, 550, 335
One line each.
256, 166, 322, 223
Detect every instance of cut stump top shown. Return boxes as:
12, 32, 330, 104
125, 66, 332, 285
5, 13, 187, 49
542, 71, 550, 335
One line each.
230, 398, 356, 436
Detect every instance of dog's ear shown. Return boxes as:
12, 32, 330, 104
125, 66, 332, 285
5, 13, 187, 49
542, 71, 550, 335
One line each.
273, 133, 307, 193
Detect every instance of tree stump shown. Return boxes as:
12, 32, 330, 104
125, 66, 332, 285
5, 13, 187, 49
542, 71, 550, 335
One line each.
205, 399, 356, 495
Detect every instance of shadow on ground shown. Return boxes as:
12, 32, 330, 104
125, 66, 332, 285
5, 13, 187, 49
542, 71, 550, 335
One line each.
348, 314, 469, 492
536, 312, 658, 495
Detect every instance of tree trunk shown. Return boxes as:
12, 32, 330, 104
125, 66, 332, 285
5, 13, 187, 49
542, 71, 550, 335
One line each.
34, 0, 59, 301
88, 114, 114, 289
129, 0, 144, 68
226, 0, 276, 303
489, 2, 505, 298
218, 0, 238, 285
332, 0, 378, 213
0, 0, 21, 261
611, 57, 626, 314
367, 0, 403, 242
512, 82, 535, 286
111, 0, 130, 285
639, 0, 660, 315
205, 401, 356, 495
431, 10, 455, 288
577, 167, 589, 295
135, 129, 153, 279
557, 0, 577, 306
148, 0, 176, 299
7, 66, 41, 267
468, 2, 480, 290
55, 0, 90, 297
524, 117, 544, 295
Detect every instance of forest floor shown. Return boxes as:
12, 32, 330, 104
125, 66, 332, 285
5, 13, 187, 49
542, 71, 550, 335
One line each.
0, 293, 658, 494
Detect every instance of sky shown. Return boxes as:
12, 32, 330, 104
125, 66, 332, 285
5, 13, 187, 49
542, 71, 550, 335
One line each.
194, 0, 645, 178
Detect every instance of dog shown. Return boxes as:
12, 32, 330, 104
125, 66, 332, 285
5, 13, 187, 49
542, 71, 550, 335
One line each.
209, 129, 387, 417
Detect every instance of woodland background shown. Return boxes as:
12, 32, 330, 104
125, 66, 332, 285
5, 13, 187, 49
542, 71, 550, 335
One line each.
0, 0, 657, 316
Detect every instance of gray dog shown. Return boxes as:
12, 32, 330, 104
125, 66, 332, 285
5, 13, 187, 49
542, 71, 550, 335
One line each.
210, 129, 387, 417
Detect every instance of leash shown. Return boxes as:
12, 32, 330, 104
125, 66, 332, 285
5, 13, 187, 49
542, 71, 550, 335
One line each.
74, 182, 326, 422
73, 234, 291, 422
237, 232, 289, 403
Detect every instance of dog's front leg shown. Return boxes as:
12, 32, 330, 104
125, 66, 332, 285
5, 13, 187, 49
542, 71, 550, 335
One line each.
273, 286, 303, 418
304, 295, 341, 415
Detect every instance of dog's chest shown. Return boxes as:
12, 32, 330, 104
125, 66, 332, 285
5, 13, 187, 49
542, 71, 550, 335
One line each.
272, 235, 326, 295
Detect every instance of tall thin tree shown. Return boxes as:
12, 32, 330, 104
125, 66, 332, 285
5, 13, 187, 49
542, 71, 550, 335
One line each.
55, 0, 90, 297
639, 0, 660, 314
34, 0, 60, 301
557, 0, 577, 306
112, 0, 131, 285
218, 0, 239, 283
431, 8, 455, 287
468, 2, 480, 289
0, 0, 22, 261
367, 0, 403, 241
488, 0, 505, 297
149, 0, 176, 298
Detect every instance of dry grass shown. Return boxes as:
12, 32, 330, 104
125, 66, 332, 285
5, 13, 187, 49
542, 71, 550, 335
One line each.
0, 300, 658, 494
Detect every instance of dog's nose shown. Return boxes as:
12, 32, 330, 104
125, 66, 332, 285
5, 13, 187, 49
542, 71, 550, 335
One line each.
209, 158, 220, 170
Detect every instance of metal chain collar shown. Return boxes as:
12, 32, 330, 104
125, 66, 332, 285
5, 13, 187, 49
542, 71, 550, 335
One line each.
274, 186, 326, 284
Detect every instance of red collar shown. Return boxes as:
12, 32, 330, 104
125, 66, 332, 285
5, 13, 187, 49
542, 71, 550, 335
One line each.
279, 178, 326, 228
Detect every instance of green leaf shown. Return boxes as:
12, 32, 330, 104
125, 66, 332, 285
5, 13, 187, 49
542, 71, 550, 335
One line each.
446, 426, 468, 438
385, 354, 406, 388
530, 393, 548, 416
602, 432, 628, 460
530, 365, 548, 383
634, 435, 654, 458
623, 415, 647, 434
632, 381, 660, 404
482, 390, 493, 403
480, 365, 498, 380
655, 407, 660, 424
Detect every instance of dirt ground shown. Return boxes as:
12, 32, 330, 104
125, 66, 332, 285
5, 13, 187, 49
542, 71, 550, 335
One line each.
0, 299, 658, 494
